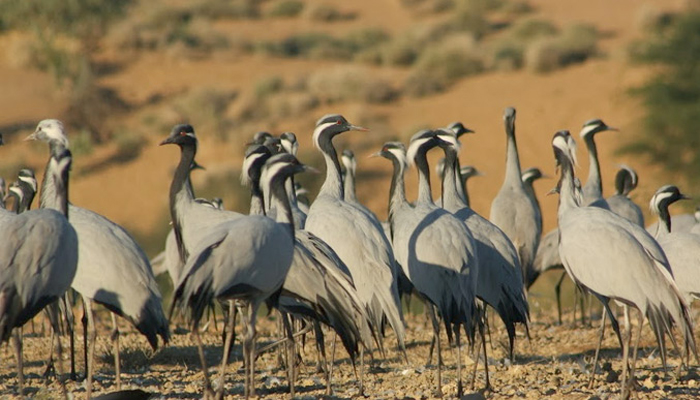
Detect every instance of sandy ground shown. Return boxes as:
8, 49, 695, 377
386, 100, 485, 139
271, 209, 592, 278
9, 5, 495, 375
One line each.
1, 297, 699, 399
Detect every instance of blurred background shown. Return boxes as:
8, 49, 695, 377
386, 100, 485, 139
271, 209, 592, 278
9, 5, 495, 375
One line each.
0, 0, 696, 313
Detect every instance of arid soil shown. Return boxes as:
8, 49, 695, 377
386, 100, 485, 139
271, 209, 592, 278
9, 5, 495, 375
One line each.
1, 298, 699, 399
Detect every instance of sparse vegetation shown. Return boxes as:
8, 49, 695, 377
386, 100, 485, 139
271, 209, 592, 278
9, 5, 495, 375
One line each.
622, 11, 700, 195
304, 3, 356, 22
171, 87, 238, 141
266, 0, 304, 18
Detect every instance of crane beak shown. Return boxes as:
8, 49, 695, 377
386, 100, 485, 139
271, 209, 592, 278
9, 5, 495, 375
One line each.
546, 187, 559, 196
368, 151, 382, 158
159, 137, 174, 146
349, 125, 368, 132
606, 126, 619, 132
681, 194, 692, 200
474, 170, 484, 177
25, 131, 38, 141
302, 165, 319, 174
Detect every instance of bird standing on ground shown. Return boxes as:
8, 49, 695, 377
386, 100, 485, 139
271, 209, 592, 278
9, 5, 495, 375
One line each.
650, 185, 700, 305
305, 114, 405, 358
552, 130, 696, 397
377, 133, 477, 397
29, 119, 169, 397
489, 107, 541, 288
0, 147, 78, 396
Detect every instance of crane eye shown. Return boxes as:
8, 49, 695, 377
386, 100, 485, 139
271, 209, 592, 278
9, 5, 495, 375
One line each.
180, 131, 186, 136
336, 120, 342, 125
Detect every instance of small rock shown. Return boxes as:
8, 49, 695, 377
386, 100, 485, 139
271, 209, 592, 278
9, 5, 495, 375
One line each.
605, 370, 619, 383
263, 376, 281, 388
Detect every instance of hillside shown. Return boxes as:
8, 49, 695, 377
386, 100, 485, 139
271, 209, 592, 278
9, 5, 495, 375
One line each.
0, 0, 685, 265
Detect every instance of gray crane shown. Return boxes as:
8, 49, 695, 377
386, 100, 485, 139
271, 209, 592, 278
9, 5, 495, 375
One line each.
435, 160, 482, 208
341, 149, 377, 219
29, 119, 170, 397
376, 133, 477, 397
169, 149, 305, 400
579, 119, 616, 208
276, 131, 307, 228
434, 128, 529, 362
647, 212, 698, 236
606, 165, 644, 227
0, 147, 78, 396
489, 107, 541, 288
650, 185, 700, 304
305, 114, 406, 357
521, 166, 545, 233
13, 169, 37, 213
242, 143, 373, 394
552, 130, 696, 396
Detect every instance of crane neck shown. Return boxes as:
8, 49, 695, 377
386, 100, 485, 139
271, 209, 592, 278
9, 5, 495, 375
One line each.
583, 134, 603, 201
387, 157, 408, 239
18, 181, 36, 213
40, 165, 69, 218
266, 176, 296, 237
8, 192, 20, 214
344, 165, 357, 202
249, 185, 265, 216
440, 147, 467, 211
39, 140, 63, 208
285, 176, 298, 207
317, 136, 344, 200
505, 125, 524, 189
556, 159, 580, 220
169, 144, 197, 262
656, 204, 672, 236
414, 149, 434, 206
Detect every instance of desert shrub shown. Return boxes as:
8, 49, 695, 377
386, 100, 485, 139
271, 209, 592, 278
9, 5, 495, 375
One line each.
256, 28, 388, 60
523, 23, 598, 73
404, 34, 484, 96
620, 11, 700, 194
266, 0, 304, 17
114, 130, 147, 162
509, 18, 557, 41
306, 66, 399, 104
378, 24, 449, 66
191, 0, 262, 20
254, 76, 284, 99
172, 87, 238, 140
71, 129, 95, 157
305, 3, 356, 22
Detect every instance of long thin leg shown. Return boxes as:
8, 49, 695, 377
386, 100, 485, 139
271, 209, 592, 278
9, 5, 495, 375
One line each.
82, 298, 89, 381
84, 297, 97, 400
455, 325, 463, 398
13, 328, 24, 396
243, 303, 260, 400
620, 306, 632, 400
281, 313, 296, 397
67, 297, 76, 381
554, 272, 567, 325
427, 305, 442, 398
359, 344, 365, 395
626, 309, 644, 397
193, 323, 215, 400
216, 300, 236, 400
43, 326, 56, 380
588, 309, 607, 388
479, 317, 491, 391
326, 333, 337, 395
110, 313, 121, 391
470, 328, 482, 390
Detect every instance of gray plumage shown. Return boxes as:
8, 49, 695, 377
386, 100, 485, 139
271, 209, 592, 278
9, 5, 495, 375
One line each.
306, 114, 405, 351
342, 148, 377, 220
434, 129, 528, 357
606, 165, 644, 227
650, 185, 700, 304
379, 133, 477, 396
553, 130, 696, 375
269, 132, 307, 228
0, 149, 78, 342
30, 119, 169, 350
579, 119, 616, 208
489, 107, 541, 288
436, 160, 482, 208
648, 212, 697, 236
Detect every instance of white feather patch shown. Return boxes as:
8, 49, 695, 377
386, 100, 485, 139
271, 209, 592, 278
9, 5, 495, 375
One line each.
406, 137, 431, 167
312, 121, 337, 149
241, 152, 265, 186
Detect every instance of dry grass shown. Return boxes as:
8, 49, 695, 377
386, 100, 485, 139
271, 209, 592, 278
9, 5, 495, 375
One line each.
305, 66, 399, 104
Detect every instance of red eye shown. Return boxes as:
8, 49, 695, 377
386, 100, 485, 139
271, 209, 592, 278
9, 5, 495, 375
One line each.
180, 131, 186, 136
336, 120, 342, 125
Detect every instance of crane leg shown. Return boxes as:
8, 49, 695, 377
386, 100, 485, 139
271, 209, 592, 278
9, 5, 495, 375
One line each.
64, 293, 77, 381
193, 322, 214, 400
215, 300, 236, 400
13, 328, 24, 397
326, 333, 337, 395
455, 325, 463, 398
82, 298, 89, 381
242, 302, 260, 400
110, 313, 121, 391
620, 306, 633, 400
314, 321, 326, 374
625, 310, 644, 397
281, 313, 296, 397
588, 309, 607, 388
554, 272, 567, 325
84, 297, 97, 400
427, 305, 443, 398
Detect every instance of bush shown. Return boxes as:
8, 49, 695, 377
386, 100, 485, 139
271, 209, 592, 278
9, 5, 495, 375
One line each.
172, 87, 238, 140
305, 3, 356, 22
306, 66, 399, 104
256, 28, 388, 60
266, 0, 304, 17
523, 23, 598, 73
114, 130, 147, 162
621, 11, 700, 194
404, 34, 484, 96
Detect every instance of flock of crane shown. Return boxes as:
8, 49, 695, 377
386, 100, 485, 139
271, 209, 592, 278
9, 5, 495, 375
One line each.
0, 107, 699, 399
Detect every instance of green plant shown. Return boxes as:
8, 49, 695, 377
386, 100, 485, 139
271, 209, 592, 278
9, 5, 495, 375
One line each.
621, 11, 700, 194
305, 3, 356, 22
266, 0, 304, 17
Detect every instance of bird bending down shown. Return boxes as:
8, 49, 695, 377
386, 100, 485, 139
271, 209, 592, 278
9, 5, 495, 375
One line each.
606, 165, 644, 227
305, 114, 405, 357
489, 107, 541, 289
170, 150, 306, 399
0, 147, 78, 396
552, 130, 696, 397
29, 119, 170, 397
377, 133, 478, 397
650, 185, 700, 305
